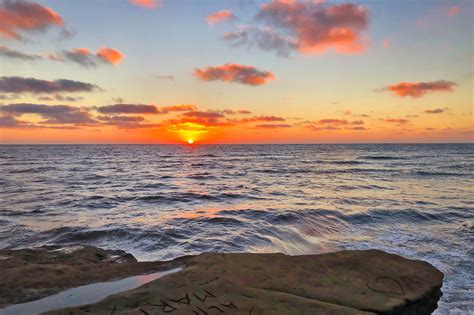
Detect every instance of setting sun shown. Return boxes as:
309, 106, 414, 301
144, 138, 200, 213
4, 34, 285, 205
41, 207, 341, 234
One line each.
187, 139, 194, 144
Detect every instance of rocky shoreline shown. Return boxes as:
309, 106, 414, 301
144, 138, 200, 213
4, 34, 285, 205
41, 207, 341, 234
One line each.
0, 246, 444, 314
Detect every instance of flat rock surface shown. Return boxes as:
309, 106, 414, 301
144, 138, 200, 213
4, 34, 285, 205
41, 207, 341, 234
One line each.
0, 245, 183, 308
44, 249, 444, 315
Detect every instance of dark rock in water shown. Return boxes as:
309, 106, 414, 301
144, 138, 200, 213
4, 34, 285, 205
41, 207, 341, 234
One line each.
0, 245, 185, 308
0, 246, 444, 314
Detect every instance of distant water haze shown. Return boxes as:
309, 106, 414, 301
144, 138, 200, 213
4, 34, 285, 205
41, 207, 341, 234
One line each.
0, 144, 472, 313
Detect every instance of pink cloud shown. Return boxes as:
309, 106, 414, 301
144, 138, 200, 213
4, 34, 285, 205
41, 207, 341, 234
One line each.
447, 6, 460, 17
0, 0, 64, 40
255, 1, 369, 55
193, 63, 275, 86
385, 80, 456, 98
382, 39, 390, 49
206, 10, 235, 24
96, 47, 123, 65
47, 46, 124, 67
129, 0, 162, 9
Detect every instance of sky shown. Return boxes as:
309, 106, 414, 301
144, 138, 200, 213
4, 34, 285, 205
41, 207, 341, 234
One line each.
0, 0, 472, 144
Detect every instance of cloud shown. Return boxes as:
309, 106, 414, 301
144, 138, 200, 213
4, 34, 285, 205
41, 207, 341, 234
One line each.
181, 110, 225, 119
97, 115, 145, 122
0, 45, 41, 60
96, 47, 123, 64
317, 119, 348, 125
0, 114, 33, 128
447, 6, 460, 17
49, 46, 124, 67
224, 1, 369, 56
0, 0, 64, 40
258, 1, 369, 54
255, 123, 292, 129
347, 126, 366, 130
96, 114, 159, 129
234, 115, 285, 123
206, 10, 236, 24
217, 109, 252, 115
341, 110, 370, 118
38, 94, 82, 102
156, 75, 175, 81
129, 0, 162, 9
0, 76, 100, 94
305, 118, 365, 131
237, 110, 252, 114
384, 80, 456, 98
424, 108, 445, 114
96, 104, 159, 114
193, 63, 275, 86
382, 39, 390, 49
223, 25, 297, 57
0, 103, 96, 125
160, 104, 197, 112
0, 103, 162, 129
385, 118, 409, 124
306, 125, 341, 131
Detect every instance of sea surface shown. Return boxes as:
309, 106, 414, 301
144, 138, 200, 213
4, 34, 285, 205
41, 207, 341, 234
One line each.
0, 144, 472, 313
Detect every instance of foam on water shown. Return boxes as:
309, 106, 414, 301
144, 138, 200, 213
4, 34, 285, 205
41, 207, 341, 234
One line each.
0, 144, 473, 313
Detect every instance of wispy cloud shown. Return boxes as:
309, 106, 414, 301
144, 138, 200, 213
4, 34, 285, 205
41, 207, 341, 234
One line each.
0, 103, 96, 125
156, 75, 175, 81
194, 63, 275, 86
47, 47, 124, 67
128, 0, 163, 9
385, 118, 410, 124
384, 80, 456, 98
223, 25, 297, 58
96, 104, 159, 114
255, 123, 292, 129
424, 108, 445, 114
0, 77, 100, 94
0, 45, 41, 60
206, 10, 236, 24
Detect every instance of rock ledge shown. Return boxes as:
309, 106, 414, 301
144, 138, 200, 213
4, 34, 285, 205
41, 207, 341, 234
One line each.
0, 247, 444, 314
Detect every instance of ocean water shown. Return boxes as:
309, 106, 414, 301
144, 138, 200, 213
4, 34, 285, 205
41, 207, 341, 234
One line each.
0, 144, 472, 313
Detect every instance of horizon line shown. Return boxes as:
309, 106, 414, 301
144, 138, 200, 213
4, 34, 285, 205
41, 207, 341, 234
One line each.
1, 142, 473, 145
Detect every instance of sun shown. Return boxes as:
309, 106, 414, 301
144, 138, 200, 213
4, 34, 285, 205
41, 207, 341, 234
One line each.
187, 139, 194, 144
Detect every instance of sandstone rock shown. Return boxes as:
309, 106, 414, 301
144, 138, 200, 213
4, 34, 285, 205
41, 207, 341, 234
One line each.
44, 249, 443, 315
0, 245, 185, 307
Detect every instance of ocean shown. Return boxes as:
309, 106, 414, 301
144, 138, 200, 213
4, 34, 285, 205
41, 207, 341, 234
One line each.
0, 144, 472, 313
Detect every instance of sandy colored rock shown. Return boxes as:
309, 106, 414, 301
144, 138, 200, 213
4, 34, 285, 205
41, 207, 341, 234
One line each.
46, 249, 443, 315
0, 245, 186, 308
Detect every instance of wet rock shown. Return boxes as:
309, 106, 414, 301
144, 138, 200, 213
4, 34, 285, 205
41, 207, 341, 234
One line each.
44, 249, 443, 315
0, 245, 184, 307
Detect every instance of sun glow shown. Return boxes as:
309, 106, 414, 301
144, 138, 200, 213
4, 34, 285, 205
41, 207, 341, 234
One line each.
187, 139, 194, 144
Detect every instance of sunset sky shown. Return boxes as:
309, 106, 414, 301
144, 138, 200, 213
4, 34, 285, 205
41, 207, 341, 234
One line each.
0, 0, 472, 144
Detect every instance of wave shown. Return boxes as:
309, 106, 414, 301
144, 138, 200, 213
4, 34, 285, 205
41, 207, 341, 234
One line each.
358, 156, 409, 160
413, 171, 463, 177
135, 192, 260, 203
12, 166, 57, 174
